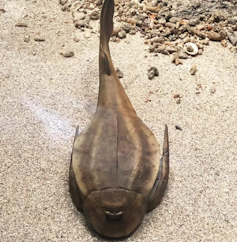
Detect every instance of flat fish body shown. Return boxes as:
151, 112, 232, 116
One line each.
72, 109, 160, 197
69, 0, 169, 238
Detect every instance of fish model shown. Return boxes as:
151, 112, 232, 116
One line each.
69, 0, 169, 238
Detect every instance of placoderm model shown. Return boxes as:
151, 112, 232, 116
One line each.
69, 0, 169, 238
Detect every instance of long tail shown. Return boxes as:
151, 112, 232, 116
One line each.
98, 0, 136, 113
99, 0, 114, 76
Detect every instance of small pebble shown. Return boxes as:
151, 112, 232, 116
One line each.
0, 8, 6, 13
60, 0, 68, 5
210, 87, 216, 94
190, 65, 197, 75
172, 53, 183, 65
226, 32, 237, 46
174, 94, 179, 99
198, 49, 203, 55
90, 10, 100, 20
148, 67, 159, 80
84, 30, 92, 38
175, 125, 182, 131
95, 0, 103, 6
118, 30, 126, 39
24, 35, 30, 43
15, 23, 28, 27
34, 37, 45, 42
60, 51, 74, 57
165, 22, 176, 28
221, 39, 228, 47
169, 17, 179, 23
208, 31, 226, 41
116, 68, 124, 78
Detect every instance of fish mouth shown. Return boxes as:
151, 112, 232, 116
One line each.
82, 188, 147, 238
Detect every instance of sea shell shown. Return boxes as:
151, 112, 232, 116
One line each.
183, 42, 198, 55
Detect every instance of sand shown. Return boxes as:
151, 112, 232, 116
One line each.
0, 0, 237, 241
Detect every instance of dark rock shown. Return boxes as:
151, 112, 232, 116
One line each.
175, 125, 182, 131
15, 23, 28, 27
165, 14, 173, 22
148, 67, 159, 80
34, 37, 45, 42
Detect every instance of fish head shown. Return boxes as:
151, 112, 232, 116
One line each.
82, 188, 147, 238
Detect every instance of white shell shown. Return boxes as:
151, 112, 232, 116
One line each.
183, 42, 199, 56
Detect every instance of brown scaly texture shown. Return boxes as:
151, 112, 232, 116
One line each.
69, 0, 169, 238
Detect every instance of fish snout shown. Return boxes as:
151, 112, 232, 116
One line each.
83, 188, 147, 238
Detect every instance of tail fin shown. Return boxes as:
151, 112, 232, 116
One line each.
99, 0, 114, 76
100, 0, 114, 52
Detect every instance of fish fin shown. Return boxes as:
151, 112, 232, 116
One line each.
73, 125, 79, 144
147, 125, 169, 212
69, 162, 83, 211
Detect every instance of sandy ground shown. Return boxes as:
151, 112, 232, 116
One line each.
1, 0, 237, 241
